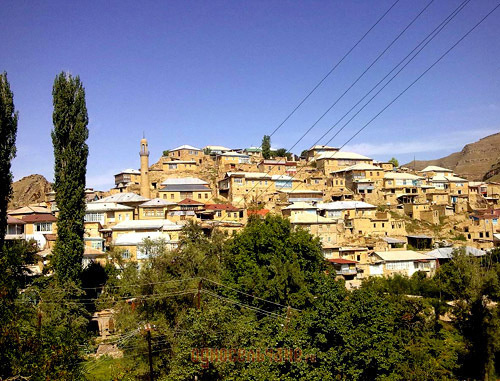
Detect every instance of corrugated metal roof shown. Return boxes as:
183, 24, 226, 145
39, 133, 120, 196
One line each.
374, 250, 434, 261
140, 198, 176, 207
421, 166, 452, 172
86, 202, 134, 212
331, 163, 384, 173
171, 144, 201, 151
96, 193, 149, 203
316, 151, 371, 160
426, 246, 486, 259
160, 184, 211, 192
317, 201, 376, 210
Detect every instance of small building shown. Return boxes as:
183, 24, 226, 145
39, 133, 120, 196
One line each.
315, 151, 373, 174
159, 177, 212, 202
216, 152, 251, 167
6, 216, 25, 241
304, 145, 339, 161
327, 258, 358, 280
257, 160, 297, 176
168, 145, 203, 163
138, 198, 176, 220
161, 160, 198, 172
114, 169, 141, 190
370, 250, 436, 277
407, 235, 433, 250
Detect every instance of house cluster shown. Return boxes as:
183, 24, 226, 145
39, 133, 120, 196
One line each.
7, 138, 500, 282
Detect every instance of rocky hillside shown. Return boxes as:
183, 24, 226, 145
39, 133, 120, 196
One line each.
404, 132, 500, 181
484, 160, 500, 182
9, 174, 52, 209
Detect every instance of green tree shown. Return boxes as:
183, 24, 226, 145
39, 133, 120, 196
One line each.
163, 149, 170, 156
0, 72, 18, 247
203, 147, 212, 155
223, 215, 326, 310
275, 148, 287, 158
51, 72, 89, 284
389, 157, 399, 167
261, 135, 271, 160
435, 250, 500, 379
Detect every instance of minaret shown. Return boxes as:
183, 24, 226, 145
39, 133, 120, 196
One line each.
140, 137, 150, 198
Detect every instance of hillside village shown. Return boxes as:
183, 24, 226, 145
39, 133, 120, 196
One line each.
8, 137, 500, 286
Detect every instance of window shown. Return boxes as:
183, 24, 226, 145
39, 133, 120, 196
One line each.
205, 193, 208, 199
84, 212, 104, 223
386, 262, 409, 270
91, 241, 103, 250
122, 249, 131, 259
217, 211, 222, 217
198, 193, 202, 199
35, 222, 52, 232
168, 164, 177, 170
171, 194, 174, 199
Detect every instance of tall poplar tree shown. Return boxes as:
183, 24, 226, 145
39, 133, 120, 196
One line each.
0, 73, 18, 248
261, 135, 271, 159
51, 72, 89, 283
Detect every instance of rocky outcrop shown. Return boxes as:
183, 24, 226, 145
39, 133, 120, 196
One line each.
9, 174, 52, 209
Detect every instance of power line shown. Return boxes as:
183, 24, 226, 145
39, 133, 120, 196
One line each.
268, 0, 401, 138
285, 0, 435, 154
202, 289, 286, 319
172, 1, 400, 210
205, 0, 437, 222
201, 277, 300, 311
335, 1, 500, 151
319, 0, 471, 146
222, 0, 477, 206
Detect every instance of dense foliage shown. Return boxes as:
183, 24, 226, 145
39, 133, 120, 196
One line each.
2, 212, 500, 379
0, 72, 18, 247
51, 72, 89, 283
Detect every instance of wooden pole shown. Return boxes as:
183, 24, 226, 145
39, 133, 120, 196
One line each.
147, 327, 153, 381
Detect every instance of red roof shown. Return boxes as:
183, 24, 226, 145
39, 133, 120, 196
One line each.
178, 198, 205, 205
22, 214, 57, 223
205, 204, 239, 212
7, 216, 25, 224
247, 209, 270, 216
328, 258, 358, 264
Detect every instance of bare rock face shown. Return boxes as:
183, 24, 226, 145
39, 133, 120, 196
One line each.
9, 174, 52, 209
404, 132, 500, 181
484, 160, 500, 182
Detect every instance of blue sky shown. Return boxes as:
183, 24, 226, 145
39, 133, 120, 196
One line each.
2, 0, 499, 190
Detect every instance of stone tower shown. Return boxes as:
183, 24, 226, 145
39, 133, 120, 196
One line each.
140, 137, 150, 198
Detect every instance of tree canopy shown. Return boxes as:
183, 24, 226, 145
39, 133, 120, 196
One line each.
51, 72, 89, 284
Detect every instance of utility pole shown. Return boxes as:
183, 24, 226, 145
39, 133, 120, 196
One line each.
284, 306, 292, 332
144, 323, 154, 381
196, 279, 203, 310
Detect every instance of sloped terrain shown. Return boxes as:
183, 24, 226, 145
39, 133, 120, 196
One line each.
405, 132, 500, 180
9, 174, 52, 209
